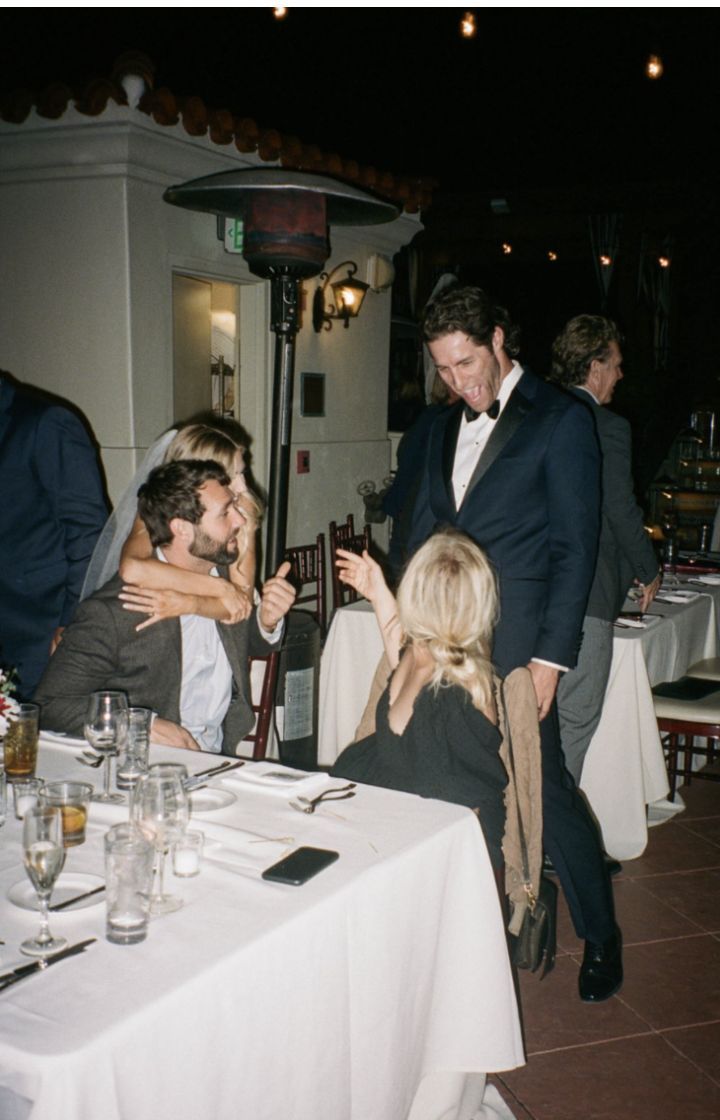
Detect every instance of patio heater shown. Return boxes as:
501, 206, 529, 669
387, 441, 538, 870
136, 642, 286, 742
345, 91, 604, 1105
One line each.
163, 168, 398, 576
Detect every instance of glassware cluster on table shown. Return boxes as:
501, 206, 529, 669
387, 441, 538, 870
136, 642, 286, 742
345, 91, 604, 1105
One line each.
3, 688, 202, 958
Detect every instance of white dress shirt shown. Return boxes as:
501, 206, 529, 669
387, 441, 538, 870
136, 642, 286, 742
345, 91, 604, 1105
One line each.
452, 363, 523, 509
157, 552, 282, 752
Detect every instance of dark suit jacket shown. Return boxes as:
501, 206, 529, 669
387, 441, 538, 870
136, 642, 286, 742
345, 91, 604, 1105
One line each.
572, 387, 658, 621
0, 376, 108, 696
408, 370, 600, 675
34, 574, 276, 752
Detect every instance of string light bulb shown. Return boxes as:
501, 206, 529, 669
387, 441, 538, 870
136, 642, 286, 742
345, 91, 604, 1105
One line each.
658, 256, 671, 268
547, 251, 558, 262
645, 54, 663, 79
502, 242, 512, 255
599, 254, 612, 268
273, 6, 288, 19
460, 12, 476, 39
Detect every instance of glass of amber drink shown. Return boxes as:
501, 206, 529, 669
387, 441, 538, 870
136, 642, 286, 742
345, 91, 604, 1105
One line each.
4, 703, 40, 779
40, 781, 93, 847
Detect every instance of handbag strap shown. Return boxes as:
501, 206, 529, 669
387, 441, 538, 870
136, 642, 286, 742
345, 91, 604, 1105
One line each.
499, 678, 537, 911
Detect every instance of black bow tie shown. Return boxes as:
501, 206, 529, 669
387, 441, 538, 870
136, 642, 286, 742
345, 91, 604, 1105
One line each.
464, 399, 500, 422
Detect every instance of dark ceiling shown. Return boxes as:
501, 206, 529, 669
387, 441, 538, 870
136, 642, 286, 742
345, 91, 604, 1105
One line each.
0, 8, 716, 195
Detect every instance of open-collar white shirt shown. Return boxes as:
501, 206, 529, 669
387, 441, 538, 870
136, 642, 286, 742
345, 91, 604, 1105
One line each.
156, 551, 281, 753
452, 362, 523, 509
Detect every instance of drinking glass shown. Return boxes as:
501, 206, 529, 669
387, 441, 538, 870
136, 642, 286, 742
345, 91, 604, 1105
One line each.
132, 769, 189, 914
116, 707, 152, 791
20, 806, 67, 957
84, 691, 129, 804
39, 781, 93, 847
4, 702, 40, 779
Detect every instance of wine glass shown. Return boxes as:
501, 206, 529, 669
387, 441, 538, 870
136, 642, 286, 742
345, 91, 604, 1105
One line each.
132, 769, 189, 914
20, 806, 67, 957
84, 690, 128, 804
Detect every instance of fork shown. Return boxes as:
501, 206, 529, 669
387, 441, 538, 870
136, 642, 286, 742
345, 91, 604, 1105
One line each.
290, 784, 356, 814
76, 752, 104, 768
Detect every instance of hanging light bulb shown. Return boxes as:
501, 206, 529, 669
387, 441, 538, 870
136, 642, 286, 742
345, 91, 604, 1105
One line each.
645, 54, 663, 79
658, 256, 671, 268
600, 254, 612, 268
547, 251, 558, 262
460, 12, 476, 39
273, 6, 288, 19
502, 242, 512, 255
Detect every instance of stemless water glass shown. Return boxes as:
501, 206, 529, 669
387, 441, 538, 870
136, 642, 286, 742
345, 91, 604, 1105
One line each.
21, 805, 67, 957
132, 768, 189, 915
84, 691, 129, 804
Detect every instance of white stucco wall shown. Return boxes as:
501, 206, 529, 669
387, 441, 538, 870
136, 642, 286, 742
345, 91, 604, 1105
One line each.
0, 105, 419, 559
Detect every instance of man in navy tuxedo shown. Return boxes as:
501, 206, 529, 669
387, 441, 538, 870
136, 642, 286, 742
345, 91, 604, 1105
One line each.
0, 373, 107, 697
408, 286, 621, 1002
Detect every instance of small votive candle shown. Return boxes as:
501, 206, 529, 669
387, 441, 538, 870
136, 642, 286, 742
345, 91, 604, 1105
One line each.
13, 778, 42, 820
172, 830, 204, 877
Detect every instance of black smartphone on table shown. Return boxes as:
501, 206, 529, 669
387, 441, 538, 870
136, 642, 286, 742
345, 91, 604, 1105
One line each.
261, 846, 339, 885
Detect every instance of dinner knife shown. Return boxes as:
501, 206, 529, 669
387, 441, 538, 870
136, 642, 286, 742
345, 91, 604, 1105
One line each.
184, 759, 245, 788
0, 938, 96, 993
49, 885, 106, 912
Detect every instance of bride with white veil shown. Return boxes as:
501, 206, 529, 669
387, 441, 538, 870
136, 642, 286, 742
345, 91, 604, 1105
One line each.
81, 420, 261, 627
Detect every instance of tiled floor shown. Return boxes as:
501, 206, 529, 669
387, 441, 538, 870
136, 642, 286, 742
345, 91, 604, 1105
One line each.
491, 764, 720, 1120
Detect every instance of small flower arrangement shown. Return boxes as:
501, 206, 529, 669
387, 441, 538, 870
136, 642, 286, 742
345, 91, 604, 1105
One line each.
0, 669, 20, 737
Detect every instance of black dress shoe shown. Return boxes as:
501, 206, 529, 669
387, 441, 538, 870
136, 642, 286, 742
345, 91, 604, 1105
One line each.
579, 929, 623, 1002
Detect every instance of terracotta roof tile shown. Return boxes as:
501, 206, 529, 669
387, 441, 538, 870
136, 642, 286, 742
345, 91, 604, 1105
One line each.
0, 54, 434, 212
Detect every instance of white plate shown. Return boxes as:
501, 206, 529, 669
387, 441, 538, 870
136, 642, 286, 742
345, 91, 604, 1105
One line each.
7, 873, 105, 913
190, 787, 237, 813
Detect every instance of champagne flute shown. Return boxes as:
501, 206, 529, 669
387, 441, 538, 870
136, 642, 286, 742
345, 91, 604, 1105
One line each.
84, 690, 129, 804
132, 769, 189, 914
21, 806, 67, 957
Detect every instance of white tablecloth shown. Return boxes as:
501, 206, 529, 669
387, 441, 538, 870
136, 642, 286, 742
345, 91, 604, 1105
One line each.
581, 588, 719, 858
0, 737, 524, 1120
318, 590, 720, 861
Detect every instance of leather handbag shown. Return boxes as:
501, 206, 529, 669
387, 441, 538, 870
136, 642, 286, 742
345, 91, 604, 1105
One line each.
501, 680, 557, 978
510, 873, 558, 977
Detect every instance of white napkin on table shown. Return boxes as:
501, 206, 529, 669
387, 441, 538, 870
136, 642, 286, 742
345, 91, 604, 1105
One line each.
221, 760, 333, 799
688, 574, 720, 586
656, 589, 701, 603
200, 820, 295, 876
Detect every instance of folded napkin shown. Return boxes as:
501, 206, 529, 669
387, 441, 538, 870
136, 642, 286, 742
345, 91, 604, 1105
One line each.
689, 574, 720, 586
201, 820, 295, 876
656, 590, 701, 603
614, 617, 648, 629
221, 760, 332, 799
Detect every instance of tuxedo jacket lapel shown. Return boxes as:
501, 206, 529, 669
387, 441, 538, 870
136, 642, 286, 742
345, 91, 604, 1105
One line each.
464, 381, 533, 498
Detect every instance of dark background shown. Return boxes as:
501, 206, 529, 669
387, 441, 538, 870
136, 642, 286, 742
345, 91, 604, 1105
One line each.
2, 7, 718, 490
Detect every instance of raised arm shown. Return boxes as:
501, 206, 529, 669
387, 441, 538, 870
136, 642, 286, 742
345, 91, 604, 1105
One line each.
118, 515, 252, 627
336, 549, 403, 668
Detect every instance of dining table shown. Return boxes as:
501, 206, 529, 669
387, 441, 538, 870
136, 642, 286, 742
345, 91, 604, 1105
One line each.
318, 581, 720, 862
0, 734, 524, 1120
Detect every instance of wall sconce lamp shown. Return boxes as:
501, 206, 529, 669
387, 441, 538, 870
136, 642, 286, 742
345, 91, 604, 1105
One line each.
313, 260, 369, 332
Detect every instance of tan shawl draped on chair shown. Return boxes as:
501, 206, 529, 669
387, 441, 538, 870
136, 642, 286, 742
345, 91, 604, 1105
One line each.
352, 656, 543, 936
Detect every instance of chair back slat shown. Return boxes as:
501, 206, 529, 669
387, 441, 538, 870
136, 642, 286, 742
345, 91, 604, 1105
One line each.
241, 652, 280, 760
284, 532, 326, 634
329, 514, 373, 614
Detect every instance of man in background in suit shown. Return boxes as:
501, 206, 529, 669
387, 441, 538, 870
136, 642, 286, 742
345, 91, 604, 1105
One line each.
550, 315, 661, 783
35, 459, 294, 752
0, 372, 108, 697
408, 286, 621, 1002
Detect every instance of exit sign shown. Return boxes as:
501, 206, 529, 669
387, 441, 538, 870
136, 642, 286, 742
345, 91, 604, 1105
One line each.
224, 219, 244, 254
